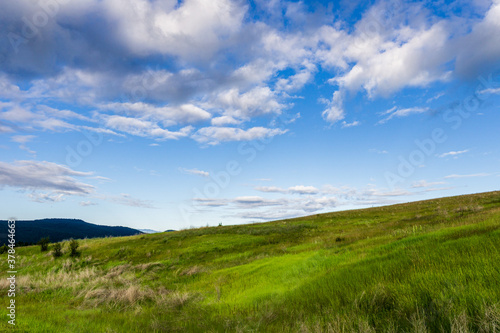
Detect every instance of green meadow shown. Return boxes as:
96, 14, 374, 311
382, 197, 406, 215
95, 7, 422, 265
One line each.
2, 191, 500, 332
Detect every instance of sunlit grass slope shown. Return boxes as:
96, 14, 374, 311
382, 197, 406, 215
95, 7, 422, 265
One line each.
2, 191, 500, 332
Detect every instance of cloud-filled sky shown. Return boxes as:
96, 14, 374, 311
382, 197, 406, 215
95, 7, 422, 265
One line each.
0, 0, 499, 231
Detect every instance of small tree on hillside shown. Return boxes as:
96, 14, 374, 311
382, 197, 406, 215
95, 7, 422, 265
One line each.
69, 239, 80, 257
38, 237, 50, 252
52, 243, 62, 258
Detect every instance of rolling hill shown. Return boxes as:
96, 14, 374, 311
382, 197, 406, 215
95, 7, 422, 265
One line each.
0, 218, 142, 245
1, 191, 500, 332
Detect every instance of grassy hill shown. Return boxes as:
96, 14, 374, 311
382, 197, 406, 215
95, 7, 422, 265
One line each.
1, 191, 500, 332
0, 218, 142, 245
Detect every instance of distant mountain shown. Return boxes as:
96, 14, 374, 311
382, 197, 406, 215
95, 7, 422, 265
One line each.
0, 218, 142, 245
138, 229, 161, 234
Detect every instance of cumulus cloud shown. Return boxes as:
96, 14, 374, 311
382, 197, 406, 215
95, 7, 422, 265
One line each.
99, 102, 211, 126
0, 0, 498, 140
211, 116, 242, 126
210, 86, 286, 120
102, 115, 193, 140
288, 185, 320, 195
105, 0, 246, 59
338, 23, 453, 97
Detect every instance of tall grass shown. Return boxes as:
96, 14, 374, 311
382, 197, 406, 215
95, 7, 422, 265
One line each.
1, 191, 500, 332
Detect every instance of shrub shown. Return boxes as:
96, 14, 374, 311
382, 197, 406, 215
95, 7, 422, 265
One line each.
52, 243, 63, 258
69, 239, 80, 257
38, 237, 50, 252
0, 244, 7, 254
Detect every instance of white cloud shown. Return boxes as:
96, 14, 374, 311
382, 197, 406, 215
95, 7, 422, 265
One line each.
192, 126, 287, 145
438, 149, 469, 158
255, 186, 287, 193
11, 135, 35, 145
479, 87, 500, 95
455, 1, 500, 77
288, 185, 319, 195
363, 188, 412, 197
341, 120, 360, 128
37, 105, 91, 121
411, 180, 446, 188
0, 160, 94, 195
1, 0, 499, 139
444, 173, 491, 179
211, 116, 242, 126
337, 22, 453, 97
322, 90, 345, 123
105, 0, 247, 59
0, 102, 40, 123
378, 106, 429, 124
426, 92, 445, 103
99, 102, 211, 126
33, 118, 77, 131
179, 168, 210, 177
212, 86, 286, 120
0, 75, 23, 99
11, 135, 36, 155
275, 62, 317, 92
300, 196, 337, 212
102, 115, 193, 140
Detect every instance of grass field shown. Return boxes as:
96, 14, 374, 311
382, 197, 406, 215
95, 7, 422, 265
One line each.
2, 191, 500, 332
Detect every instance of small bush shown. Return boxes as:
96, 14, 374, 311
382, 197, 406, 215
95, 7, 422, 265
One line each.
0, 244, 8, 254
38, 237, 50, 252
52, 243, 63, 258
69, 239, 80, 257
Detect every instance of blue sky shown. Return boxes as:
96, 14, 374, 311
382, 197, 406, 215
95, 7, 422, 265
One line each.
0, 0, 499, 231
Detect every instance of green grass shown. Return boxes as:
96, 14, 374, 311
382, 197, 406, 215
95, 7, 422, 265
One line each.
2, 191, 500, 332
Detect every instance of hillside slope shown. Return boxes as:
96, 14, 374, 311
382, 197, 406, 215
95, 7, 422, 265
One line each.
0, 218, 142, 244
1, 191, 500, 332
